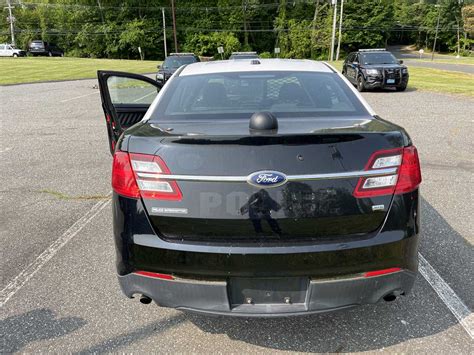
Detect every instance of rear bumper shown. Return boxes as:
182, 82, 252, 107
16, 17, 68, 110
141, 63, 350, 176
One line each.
118, 270, 416, 317
29, 50, 47, 54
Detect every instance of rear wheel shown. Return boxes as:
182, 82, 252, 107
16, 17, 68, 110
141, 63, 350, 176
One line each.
357, 76, 366, 92
396, 85, 407, 92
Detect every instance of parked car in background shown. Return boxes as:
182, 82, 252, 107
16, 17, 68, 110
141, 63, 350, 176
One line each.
97, 59, 421, 317
0, 43, 26, 57
342, 49, 409, 92
28, 40, 64, 57
156, 53, 200, 84
229, 51, 259, 60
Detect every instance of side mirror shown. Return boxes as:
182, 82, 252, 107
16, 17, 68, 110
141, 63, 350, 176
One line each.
399, 60, 403, 64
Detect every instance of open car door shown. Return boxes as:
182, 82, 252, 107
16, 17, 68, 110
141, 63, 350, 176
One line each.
97, 71, 162, 154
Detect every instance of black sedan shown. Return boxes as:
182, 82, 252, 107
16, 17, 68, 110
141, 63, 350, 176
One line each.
156, 53, 200, 84
97, 59, 421, 317
342, 49, 409, 92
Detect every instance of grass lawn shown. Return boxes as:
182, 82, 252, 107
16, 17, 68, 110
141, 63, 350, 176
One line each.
413, 57, 474, 65
328, 61, 473, 98
1, 57, 472, 98
0, 57, 161, 85
408, 67, 474, 97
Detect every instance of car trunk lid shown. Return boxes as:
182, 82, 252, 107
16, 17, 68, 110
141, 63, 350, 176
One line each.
125, 118, 406, 243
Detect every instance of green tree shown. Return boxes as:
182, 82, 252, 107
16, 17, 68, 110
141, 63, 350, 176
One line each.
342, 0, 395, 50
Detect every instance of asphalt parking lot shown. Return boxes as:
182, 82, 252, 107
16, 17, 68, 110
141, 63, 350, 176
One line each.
1, 79, 473, 352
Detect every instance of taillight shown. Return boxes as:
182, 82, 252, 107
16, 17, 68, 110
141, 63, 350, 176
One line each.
112, 151, 140, 198
112, 151, 182, 201
394, 146, 422, 194
134, 271, 174, 280
353, 146, 421, 198
363, 267, 401, 278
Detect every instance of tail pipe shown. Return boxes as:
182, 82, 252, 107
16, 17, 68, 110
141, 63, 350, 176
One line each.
139, 295, 152, 304
383, 290, 405, 302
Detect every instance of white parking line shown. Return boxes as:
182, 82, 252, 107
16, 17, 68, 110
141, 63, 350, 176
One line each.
133, 90, 156, 103
60, 91, 99, 103
0, 147, 12, 153
0, 197, 111, 308
419, 252, 474, 339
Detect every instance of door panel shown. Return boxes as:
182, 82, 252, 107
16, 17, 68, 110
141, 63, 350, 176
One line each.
115, 105, 149, 128
97, 71, 162, 154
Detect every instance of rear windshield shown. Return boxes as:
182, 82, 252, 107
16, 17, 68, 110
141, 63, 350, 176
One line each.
149, 71, 368, 121
360, 52, 398, 65
162, 56, 197, 70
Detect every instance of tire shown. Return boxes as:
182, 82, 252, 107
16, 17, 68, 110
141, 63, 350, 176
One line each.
48, 51, 52, 57
396, 85, 407, 92
357, 76, 366, 92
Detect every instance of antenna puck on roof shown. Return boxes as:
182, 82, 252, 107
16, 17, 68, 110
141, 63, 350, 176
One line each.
249, 112, 278, 133
250, 59, 261, 65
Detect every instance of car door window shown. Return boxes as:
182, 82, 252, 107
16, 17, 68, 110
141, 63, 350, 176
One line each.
107, 76, 159, 105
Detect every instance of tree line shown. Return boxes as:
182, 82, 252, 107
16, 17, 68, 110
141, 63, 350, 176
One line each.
1, 0, 472, 60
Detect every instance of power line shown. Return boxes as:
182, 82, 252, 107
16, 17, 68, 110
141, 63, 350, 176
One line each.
5, 25, 462, 36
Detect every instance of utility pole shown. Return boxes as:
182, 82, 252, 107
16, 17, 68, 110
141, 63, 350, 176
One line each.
162, 7, 168, 58
310, 0, 320, 59
335, 0, 344, 61
329, 0, 337, 61
243, 0, 249, 47
96, 0, 105, 23
171, 0, 178, 53
431, 4, 441, 61
4, 0, 15, 46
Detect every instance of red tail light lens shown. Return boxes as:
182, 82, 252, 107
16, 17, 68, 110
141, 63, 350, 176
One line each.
353, 146, 421, 198
112, 151, 182, 201
363, 267, 401, 278
134, 271, 174, 280
112, 151, 140, 198
394, 146, 422, 194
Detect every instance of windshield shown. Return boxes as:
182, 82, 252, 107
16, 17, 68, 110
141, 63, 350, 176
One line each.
163, 56, 197, 70
150, 71, 368, 121
360, 52, 398, 65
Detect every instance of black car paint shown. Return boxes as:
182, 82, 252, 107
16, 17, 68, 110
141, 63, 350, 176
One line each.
113, 190, 419, 278
120, 120, 406, 242
98, 67, 420, 316
343, 51, 409, 91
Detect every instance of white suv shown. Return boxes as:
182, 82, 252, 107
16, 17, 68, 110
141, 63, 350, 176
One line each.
0, 44, 26, 57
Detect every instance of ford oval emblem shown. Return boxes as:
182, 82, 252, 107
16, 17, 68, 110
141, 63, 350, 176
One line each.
247, 171, 287, 188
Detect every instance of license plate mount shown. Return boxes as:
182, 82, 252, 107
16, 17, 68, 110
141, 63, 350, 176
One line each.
229, 277, 309, 307
386, 78, 396, 84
